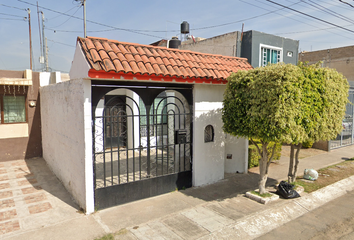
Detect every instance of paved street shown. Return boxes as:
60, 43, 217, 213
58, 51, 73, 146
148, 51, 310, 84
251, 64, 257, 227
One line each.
256, 190, 354, 240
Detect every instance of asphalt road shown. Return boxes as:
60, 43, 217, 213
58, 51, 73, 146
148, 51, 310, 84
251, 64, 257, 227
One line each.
256, 190, 354, 240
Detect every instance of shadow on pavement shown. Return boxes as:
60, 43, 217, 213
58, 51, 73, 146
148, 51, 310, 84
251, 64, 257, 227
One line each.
181, 172, 278, 202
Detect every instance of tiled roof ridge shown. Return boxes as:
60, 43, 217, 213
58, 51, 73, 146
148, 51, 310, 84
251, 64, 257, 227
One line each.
80, 36, 249, 61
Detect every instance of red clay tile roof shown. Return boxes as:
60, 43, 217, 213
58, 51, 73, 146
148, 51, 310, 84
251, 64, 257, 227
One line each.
78, 37, 253, 81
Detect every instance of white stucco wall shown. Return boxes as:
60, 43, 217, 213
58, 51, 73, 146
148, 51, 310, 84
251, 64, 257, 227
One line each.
193, 84, 249, 186
69, 42, 90, 80
41, 79, 94, 213
193, 85, 226, 186
224, 135, 248, 174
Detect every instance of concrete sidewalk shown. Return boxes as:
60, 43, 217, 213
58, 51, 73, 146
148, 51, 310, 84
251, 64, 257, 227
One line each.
2, 144, 354, 240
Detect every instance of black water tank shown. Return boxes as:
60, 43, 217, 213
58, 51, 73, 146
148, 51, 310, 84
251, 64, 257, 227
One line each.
169, 37, 181, 49
181, 21, 189, 34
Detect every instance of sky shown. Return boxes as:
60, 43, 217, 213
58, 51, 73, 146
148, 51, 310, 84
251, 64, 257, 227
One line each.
1, 0, 354, 73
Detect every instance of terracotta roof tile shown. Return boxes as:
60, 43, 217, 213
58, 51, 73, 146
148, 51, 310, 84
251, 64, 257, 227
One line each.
129, 46, 138, 55
93, 40, 104, 51
141, 55, 150, 64
98, 50, 109, 60
137, 62, 148, 74
84, 38, 95, 50
78, 37, 253, 81
162, 57, 171, 66
152, 63, 163, 75
134, 54, 143, 63
102, 41, 112, 52
125, 53, 135, 62
156, 57, 164, 65
110, 43, 120, 53
108, 51, 118, 61
136, 46, 146, 56
112, 59, 124, 72
122, 61, 133, 72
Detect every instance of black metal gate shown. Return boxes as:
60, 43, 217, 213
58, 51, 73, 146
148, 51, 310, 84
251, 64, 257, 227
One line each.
92, 82, 193, 209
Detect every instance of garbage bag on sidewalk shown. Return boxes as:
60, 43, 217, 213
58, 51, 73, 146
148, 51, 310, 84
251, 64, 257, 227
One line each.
276, 181, 300, 199
303, 169, 318, 181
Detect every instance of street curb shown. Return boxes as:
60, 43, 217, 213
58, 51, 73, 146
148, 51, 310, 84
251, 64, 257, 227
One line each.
200, 175, 354, 239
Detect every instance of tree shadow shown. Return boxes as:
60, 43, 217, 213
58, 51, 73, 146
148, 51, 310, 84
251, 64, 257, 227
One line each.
180, 172, 278, 202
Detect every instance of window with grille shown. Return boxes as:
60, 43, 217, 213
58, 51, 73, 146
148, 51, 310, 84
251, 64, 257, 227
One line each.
204, 125, 214, 143
0, 95, 26, 124
139, 95, 168, 137
260, 44, 282, 67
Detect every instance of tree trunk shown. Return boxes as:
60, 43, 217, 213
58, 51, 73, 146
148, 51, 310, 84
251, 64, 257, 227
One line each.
288, 144, 295, 183
288, 143, 302, 183
292, 143, 302, 182
258, 142, 269, 194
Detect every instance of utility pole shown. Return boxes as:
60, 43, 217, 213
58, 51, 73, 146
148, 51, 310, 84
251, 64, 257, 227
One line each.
45, 37, 49, 72
27, 8, 33, 70
41, 12, 48, 71
37, 2, 43, 68
83, 0, 86, 37
76, 0, 87, 37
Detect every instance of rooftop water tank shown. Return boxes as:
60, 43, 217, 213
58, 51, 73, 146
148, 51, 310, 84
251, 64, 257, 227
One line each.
181, 21, 190, 34
169, 37, 181, 49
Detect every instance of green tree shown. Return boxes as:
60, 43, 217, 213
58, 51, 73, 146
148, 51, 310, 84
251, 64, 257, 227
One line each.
222, 63, 306, 194
287, 63, 349, 183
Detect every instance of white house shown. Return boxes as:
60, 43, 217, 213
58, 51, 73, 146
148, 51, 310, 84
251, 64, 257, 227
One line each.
40, 36, 252, 213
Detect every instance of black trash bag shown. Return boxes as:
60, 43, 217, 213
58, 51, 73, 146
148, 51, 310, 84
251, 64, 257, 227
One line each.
276, 181, 300, 199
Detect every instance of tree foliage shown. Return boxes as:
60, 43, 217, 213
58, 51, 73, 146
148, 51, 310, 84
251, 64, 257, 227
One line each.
287, 62, 349, 182
222, 62, 349, 191
223, 63, 306, 193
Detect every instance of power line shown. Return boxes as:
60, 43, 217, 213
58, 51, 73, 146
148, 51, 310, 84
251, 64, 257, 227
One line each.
0, 17, 26, 21
300, 0, 354, 24
47, 39, 76, 48
0, 3, 26, 11
339, 0, 354, 8
0, 12, 26, 18
48, 5, 81, 28
242, 0, 354, 41
17, 0, 165, 38
265, 0, 354, 34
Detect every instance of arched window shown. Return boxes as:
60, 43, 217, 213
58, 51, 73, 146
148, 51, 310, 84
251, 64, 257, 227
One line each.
204, 125, 214, 143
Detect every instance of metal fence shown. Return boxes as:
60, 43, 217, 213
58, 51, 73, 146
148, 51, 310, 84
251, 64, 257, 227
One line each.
329, 89, 354, 150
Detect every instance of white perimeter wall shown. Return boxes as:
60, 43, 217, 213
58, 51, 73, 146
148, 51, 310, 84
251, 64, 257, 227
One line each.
193, 85, 226, 186
193, 84, 248, 187
41, 79, 94, 213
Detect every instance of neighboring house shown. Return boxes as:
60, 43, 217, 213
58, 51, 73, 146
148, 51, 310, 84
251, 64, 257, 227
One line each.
299, 46, 354, 150
0, 70, 42, 161
179, 30, 299, 68
40, 36, 253, 213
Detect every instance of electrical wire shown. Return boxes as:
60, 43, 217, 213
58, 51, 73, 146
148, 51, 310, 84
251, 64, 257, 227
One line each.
0, 3, 26, 11
0, 17, 26, 21
265, 0, 354, 34
0, 12, 26, 18
243, 0, 354, 41
300, 0, 354, 24
48, 5, 81, 28
47, 39, 76, 48
339, 0, 354, 8
18, 0, 166, 38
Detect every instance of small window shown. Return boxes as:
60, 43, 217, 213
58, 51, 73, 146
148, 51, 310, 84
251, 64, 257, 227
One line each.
204, 125, 214, 143
0, 95, 26, 124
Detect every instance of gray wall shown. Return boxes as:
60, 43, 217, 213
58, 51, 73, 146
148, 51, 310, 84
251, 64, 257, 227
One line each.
241, 30, 299, 68
179, 32, 240, 57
